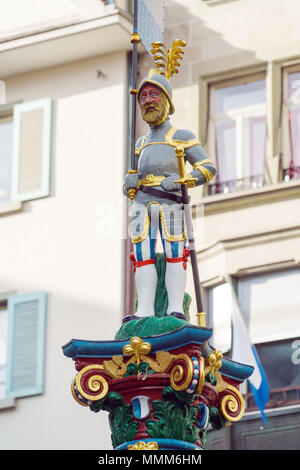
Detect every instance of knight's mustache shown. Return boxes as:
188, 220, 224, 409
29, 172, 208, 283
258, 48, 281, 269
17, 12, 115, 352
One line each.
142, 102, 160, 112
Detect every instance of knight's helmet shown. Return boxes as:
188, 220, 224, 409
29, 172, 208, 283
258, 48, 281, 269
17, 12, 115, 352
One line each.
137, 39, 186, 116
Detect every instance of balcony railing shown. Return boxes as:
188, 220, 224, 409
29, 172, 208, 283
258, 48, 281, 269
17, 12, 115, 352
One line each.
208, 174, 264, 196
283, 166, 300, 182
244, 385, 300, 412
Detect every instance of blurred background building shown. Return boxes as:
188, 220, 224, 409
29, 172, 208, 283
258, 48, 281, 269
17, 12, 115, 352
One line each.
0, 0, 299, 450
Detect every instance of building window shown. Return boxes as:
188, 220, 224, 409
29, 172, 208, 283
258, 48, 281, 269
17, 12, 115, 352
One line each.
208, 74, 266, 195
0, 300, 8, 399
282, 65, 300, 182
0, 291, 47, 401
244, 338, 300, 410
206, 268, 300, 412
0, 97, 52, 207
0, 115, 13, 203
237, 268, 300, 411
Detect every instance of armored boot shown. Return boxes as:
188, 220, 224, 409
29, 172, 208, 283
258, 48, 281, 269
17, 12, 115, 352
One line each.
135, 261, 157, 317
123, 254, 157, 323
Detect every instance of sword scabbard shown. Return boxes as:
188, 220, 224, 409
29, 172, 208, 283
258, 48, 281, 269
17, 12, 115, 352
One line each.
174, 145, 204, 315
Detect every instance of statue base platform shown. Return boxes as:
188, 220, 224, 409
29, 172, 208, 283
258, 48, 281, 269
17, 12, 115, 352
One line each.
62, 318, 253, 450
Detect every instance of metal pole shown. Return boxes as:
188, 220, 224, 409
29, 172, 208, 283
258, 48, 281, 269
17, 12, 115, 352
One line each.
130, 0, 139, 171
181, 184, 203, 314
123, 0, 139, 319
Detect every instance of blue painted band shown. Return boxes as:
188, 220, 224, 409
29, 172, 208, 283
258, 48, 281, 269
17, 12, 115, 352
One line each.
62, 324, 212, 359
62, 325, 254, 382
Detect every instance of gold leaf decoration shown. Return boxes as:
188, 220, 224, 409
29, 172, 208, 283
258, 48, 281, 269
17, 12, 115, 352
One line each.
151, 39, 186, 80
127, 441, 159, 450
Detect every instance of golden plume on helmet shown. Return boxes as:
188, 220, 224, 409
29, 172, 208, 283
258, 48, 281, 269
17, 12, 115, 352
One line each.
137, 39, 186, 115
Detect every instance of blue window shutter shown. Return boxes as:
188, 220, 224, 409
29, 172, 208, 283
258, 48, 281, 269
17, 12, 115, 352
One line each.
6, 291, 47, 398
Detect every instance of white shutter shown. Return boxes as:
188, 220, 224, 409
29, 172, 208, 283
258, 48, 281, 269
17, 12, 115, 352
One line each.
6, 291, 47, 398
11, 98, 52, 202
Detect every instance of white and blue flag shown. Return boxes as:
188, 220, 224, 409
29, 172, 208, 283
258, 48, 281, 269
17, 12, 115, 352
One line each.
230, 283, 270, 422
138, 0, 167, 55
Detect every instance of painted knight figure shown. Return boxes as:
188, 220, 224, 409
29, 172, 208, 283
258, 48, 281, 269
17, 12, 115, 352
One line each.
123, 42, 216, 323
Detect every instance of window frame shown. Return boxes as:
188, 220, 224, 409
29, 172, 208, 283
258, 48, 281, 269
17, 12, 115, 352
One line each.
199, 60, 300, 201
204, 273, 300, 413
0, 97, 52, 214
0, 110, 14, 205
0, 290, 16, 409
208, 72, 267, 195
243, 336, 300, 412
281, 63, 300, 182
234, 270, 300, 412
12, 98, 52, 202
0, 299, 8, 401
0, 290, 47, 404
6, 291, 47, 399
0, 103, 21, 215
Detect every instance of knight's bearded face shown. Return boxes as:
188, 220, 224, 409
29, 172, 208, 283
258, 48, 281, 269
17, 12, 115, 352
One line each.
139, 85, 170, 126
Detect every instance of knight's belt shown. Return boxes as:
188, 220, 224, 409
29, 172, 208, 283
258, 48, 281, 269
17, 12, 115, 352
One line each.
139, 185, 190, 204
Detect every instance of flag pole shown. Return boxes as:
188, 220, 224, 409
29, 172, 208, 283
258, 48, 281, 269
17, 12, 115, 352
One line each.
124, 0, 139, 317
129, 0, 139, 173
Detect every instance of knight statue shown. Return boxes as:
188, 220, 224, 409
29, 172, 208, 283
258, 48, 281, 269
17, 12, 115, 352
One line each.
123, 41, 217, 323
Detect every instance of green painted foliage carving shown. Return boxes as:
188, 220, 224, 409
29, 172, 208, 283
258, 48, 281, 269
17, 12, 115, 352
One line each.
90, 392, 138, 448
109, 404, 138, 449
145, 386, 200, 443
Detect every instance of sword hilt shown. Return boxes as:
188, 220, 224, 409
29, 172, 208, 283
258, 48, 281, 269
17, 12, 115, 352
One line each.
175, 146, 186, 178
173, 146, 197, 187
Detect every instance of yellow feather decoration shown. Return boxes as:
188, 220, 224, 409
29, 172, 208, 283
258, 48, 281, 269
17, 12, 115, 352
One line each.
151, 39, 186, 80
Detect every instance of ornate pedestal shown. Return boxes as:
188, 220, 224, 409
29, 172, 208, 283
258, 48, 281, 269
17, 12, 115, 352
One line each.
62, 318, 253, 450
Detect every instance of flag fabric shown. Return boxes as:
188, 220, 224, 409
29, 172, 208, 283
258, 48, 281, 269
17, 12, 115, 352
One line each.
138, 0, 167, 55
230, 283, 270, 422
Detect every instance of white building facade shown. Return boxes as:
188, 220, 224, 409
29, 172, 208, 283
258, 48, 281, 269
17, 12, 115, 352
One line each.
1, 0, 300, 450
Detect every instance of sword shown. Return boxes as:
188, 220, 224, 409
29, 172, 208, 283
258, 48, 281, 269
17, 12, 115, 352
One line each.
174, 146, 207, 327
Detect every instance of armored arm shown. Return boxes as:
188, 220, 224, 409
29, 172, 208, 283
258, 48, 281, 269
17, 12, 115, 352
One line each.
174, 129, 217, 187
123, 136, 143, 198
187, 145, 216, 187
